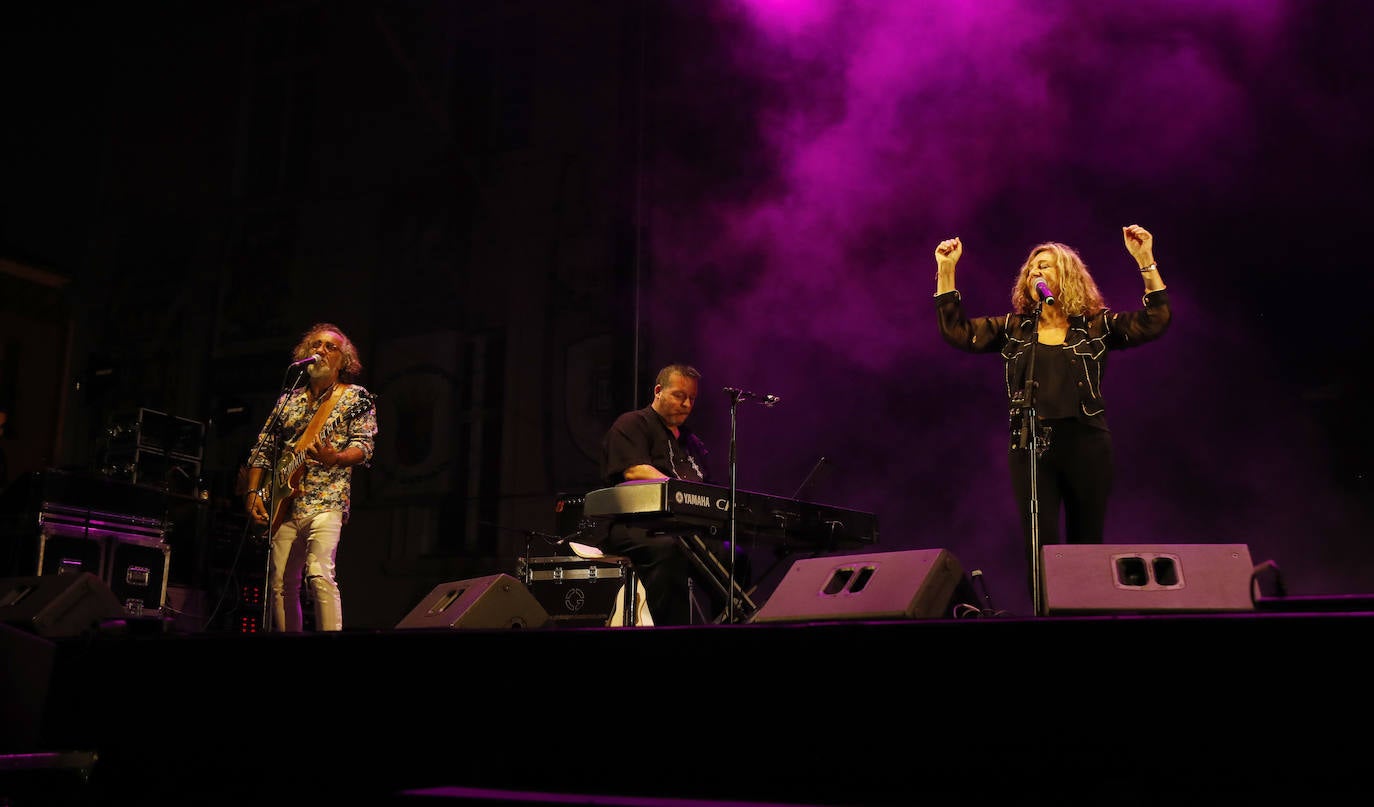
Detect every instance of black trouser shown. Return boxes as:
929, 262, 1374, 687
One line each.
1007, 417, 1113, 605
602, 524, 725, 626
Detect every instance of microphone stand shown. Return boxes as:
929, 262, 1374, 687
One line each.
790, 455, 827, 502
725, 388, 743, 624
751, 456, 829, 587
711, 386, 776, 623
1011, 302, 1047, 616
244, 365, 310, 632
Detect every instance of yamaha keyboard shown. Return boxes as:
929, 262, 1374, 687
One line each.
581, 479, 878, 548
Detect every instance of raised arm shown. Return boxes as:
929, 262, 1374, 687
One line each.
935, 236, 962, 296
1122, 224, 1165, 293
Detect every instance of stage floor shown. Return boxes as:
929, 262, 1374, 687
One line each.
5, 603, 1372, 806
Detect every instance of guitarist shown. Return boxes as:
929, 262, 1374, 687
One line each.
244, 323, 378, 632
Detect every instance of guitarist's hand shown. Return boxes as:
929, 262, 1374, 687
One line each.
245, 490, 269, 526
307, 439, 342, 469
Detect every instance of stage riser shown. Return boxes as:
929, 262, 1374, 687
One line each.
24, 614, 1372, 804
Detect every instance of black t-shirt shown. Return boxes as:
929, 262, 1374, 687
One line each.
1031, 342, 1077, 420
601, 406, 710, 485
1031, 343, 1107, 430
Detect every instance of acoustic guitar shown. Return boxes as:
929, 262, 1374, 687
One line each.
266, 388, 371, 535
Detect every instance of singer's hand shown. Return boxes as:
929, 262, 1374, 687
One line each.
935, 237, 962, 271
1122, 224, 1154, 267
935, 237, 961, 296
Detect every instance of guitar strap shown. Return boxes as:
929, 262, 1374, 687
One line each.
265, 384, 352, 537
293, 383, 349, 452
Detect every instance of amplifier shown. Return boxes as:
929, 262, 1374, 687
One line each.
106, 407, 206, 460
101, 446, 201, 497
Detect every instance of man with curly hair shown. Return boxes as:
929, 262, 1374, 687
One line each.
244, 323, 378, 632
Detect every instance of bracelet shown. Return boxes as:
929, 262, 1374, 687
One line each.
1139, 262, 1158, 273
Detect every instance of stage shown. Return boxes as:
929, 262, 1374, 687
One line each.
4, 601, 1372, 806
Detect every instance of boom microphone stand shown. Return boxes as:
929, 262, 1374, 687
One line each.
243, 360, 313, 631
721, 386, 780, 623
724, 388, 743, 624
746, 455, 830, 597
790, 455, 828, 503
1012, 293, 1051, 616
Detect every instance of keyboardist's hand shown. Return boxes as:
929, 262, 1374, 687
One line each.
622, 464, 670, 482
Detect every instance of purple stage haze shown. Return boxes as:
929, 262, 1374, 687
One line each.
638, 0, 1374, 614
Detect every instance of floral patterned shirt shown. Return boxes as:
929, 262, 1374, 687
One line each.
248, 383, 378, 524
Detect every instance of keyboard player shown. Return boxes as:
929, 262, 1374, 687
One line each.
597, 363, 730, 626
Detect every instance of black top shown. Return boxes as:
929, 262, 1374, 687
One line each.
1031, 342, 1079, 421
601, 405, 710, 486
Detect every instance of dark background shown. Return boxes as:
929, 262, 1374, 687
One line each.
2, 0, 1371, 626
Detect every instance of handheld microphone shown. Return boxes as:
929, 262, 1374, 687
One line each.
289, 354, 322, 368
1034, 279, 1056, 306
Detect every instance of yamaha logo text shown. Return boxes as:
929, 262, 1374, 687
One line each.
675, 491, 711, 508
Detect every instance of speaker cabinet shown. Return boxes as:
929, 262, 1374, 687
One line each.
0, 572, 126, 637
750, 549, 964, 623
396, 573, 551, 630
1, 621, 56, 751
1042, 544, 1255, 614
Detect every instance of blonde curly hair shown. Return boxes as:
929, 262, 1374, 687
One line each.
1010, 242, 1107, 318
292, 322, 363, 381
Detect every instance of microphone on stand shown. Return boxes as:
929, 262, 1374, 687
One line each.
289, 354, 322, 368
724, 387, 782, 407
1034, 279, 1056, 306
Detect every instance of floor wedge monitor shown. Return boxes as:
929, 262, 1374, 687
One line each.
396, 573, 550, 629
1042, 543, 1255, 614
0, 572, 126, 637
750, 548, 964, 623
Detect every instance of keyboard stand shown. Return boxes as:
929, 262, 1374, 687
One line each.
676, 534, 758, 624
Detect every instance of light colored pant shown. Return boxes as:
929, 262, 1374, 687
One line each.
269, 509, 344, 631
